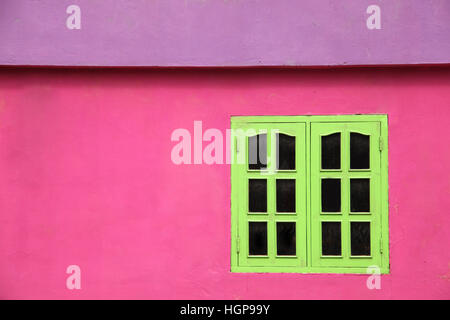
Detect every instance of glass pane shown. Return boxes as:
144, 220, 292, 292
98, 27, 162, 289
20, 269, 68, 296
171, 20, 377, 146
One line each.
249, 179, 267, 212
350, 179, 370, 212
322, 222, 341, 256
249, 222, 267, 255
248, 134, 267, 170
322, 133, 341, 169
277, 222, 296, 256
351, 222, 371, 256
276, 133, 295, 170
350, 133, 370, 169
321, 179, 341, 212
276, 179, 296, 212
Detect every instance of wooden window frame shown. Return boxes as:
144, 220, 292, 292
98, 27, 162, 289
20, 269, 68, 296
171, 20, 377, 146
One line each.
231, 115, 389, 274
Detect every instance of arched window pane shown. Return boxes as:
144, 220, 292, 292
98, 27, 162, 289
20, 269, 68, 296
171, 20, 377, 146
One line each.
248, 134, 267, 170
277, 133, 295, 170
322, 133, 341, 169
350, 133, 370, 169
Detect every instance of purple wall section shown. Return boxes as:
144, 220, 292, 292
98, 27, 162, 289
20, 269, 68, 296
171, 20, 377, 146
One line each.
0, 0, 449, 67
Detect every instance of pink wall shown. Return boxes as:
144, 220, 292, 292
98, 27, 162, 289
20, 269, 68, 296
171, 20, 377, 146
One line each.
0, 67, 449, 299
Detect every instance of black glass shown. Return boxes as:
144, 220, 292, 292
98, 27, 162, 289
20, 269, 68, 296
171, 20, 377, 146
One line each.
249, 222, 268, 255
277, 222, 296, 256
248, 134, 267, 170
322, 222, 341, 255
276, 133, 295, 170
321, 179, 341, 212
350, 179, 370, 212
249, 179, 267, 212
322, 133, 341, 169
350, 133, 370, 169
276, 179, 296, 212
351, 222, 371, 256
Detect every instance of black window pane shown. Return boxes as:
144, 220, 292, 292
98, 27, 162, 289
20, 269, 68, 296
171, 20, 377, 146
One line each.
350, 179, 370, 212
249, 179, 267, 212
277, 133, 295, 170
321, 179, 341, 212
249, 222, 267, 255
277, 222, 296, 256
322, 133, 341, 169
248, 134, 267, 170
322, 222, 341, 256
351, 222, 371, 256
350, 133, 370, 169
276, 179, 296, 212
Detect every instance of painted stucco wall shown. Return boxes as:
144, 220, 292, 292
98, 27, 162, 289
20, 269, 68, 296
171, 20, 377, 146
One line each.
0, 67, 449, 299
0, 0, 449, 66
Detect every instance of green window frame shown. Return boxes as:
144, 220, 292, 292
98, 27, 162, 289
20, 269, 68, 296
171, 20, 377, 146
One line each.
231, 115, 389, 274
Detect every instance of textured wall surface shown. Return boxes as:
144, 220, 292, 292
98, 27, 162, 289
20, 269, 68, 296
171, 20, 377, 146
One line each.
0, 67, 449, 299
0, 0, 449, 66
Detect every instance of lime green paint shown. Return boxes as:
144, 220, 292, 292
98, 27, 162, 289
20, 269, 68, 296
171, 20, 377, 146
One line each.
231, 115, 389, 274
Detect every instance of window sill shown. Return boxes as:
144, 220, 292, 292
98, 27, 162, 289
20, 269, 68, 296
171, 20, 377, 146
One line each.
230, 266, 390, 274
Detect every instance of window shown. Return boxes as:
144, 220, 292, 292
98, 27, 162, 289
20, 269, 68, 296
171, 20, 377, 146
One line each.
231, 115, 389, 274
